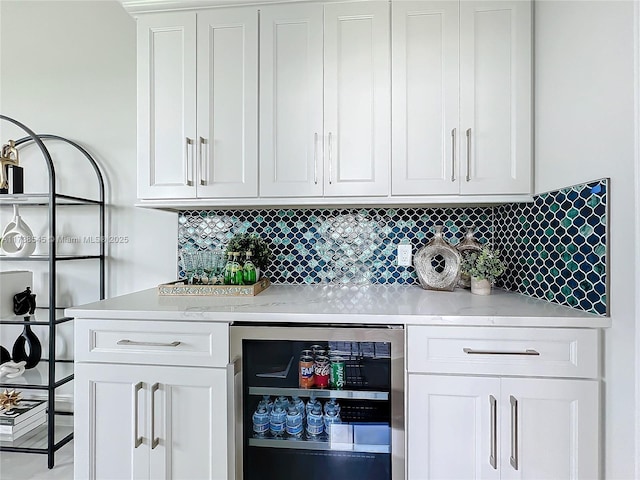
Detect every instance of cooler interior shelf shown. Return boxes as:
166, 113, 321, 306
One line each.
248, 435, 390, 454
248, 386, 389, 401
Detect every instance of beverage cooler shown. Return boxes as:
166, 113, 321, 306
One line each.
229, 324, 404, 480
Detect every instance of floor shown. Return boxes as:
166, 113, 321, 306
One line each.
0, 441, 73, 480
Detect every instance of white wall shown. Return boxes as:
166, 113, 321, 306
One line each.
0, 0, 177, 299
535, 1, 636, 478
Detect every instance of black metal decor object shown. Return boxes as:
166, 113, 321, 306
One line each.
11, 318, 42, 369
11, 287, 41, 369
0, 346, 11, 364
13, 287, 36, 316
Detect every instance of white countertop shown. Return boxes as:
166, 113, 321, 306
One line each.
65, 284, 610, 328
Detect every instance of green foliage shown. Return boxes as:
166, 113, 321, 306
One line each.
460, 246, 505, 283
225, 233, 271, 270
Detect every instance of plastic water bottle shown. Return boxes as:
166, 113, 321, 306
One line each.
285, 405, 303, 438
306, 396, 321, 418
324, 403, 341, 437
269, 405, 286, 437
306, 404, 324, 437
291, 396, 306, 419
274, 396, 289, 411
262, 395, 273, 413
324, 398, 341, 415
252, 404, 270, 437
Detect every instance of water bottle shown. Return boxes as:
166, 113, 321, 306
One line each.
306, 396, 321, 418
252, 404, 270, 437
324, 403, 341, 437
262, 395, 273, 413
285, 405, 303, 438
306, 404, 324, 438
291, 396, 305, 419
324, 397, 341, 415
269, 405, 286, 437
274, 396, 289, 411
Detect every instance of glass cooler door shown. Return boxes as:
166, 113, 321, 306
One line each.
230, 325, 404, 480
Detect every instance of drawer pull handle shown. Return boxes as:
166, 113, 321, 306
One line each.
463, 348, 540, 356
117, 339, 181, 347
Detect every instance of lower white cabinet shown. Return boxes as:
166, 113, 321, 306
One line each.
406, 325, 600, 480
407, 375, 599, 480
75, 363, 229, 480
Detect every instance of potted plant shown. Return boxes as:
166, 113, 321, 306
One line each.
225, 233, 271, 279
460, 246, 505, 295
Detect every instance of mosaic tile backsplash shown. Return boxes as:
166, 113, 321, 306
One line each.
178, 178, 608, 316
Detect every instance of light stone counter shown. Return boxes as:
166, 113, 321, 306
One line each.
65, 284, 610, 328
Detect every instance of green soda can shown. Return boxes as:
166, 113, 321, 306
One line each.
330, 356, 345, 389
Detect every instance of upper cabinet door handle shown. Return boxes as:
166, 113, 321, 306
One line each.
328, 132, 333, 185
185, 137, 194, 186
451, 128, 457, 182
465, 128, 471, 182
314, 133, 319, 185
199, 137, 207, 186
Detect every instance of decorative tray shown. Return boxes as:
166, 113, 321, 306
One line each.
158, 277, 270, 296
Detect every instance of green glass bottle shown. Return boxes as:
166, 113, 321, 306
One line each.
223, 252, 233, 285
243, 251, 257, 284
232, 252, 244, 285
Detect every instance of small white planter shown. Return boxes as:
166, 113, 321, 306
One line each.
471, 277, 492, 295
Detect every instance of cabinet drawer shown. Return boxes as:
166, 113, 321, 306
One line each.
75, 319, 229, 368
407, 326, 598, 378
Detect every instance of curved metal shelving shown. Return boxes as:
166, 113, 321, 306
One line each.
0, 115, 105, 468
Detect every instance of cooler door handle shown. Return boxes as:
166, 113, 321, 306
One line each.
227, 357, 242, 480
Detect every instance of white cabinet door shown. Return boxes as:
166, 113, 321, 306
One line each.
197, 8, 258, 198
407, 374, 501, 480
75, 363, 150, 480
500, 378, 599, 480
259, 4, 324, 197
392, 1, 459, 195
459, 0, 532, 195
75, 363, 228, 480
149, 366, 228, 480
324, 1, 390, 196
137, 12, 197, 199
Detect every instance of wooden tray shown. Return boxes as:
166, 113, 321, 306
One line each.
158, 278, 270, 296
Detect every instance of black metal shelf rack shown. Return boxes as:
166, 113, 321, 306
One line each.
0, 114, 105, 468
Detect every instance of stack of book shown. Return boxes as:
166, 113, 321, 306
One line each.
0, 399, 47, 442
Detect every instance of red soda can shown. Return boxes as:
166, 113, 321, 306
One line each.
314, 355, 330, 388
299, 355, 315, 388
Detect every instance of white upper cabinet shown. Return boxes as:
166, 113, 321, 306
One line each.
259, 4, 324, 197
137, 12, 197, 199
260, 1, 390, 198
197, 9, 258, 198
137, 9, 258, 200
324, 1, 391, 196
392, 0, 532, 196
459, 0, 532, 195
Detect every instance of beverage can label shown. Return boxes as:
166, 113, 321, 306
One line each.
314, 355, 330, 388
330, 356, 346, 389
299, 355, 315, 388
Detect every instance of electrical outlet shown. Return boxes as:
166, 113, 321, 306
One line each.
397, 240, 412, 266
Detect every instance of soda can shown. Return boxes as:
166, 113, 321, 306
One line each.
300, 349, 313, 358
309, 345, 324, 357
299, 355, 315, 388
330, 356, 346, 389
314, 355, 330, 388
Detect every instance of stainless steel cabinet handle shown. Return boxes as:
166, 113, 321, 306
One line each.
185, 137, 194, 186
510, 395, 519, 470
134, 382, 143, 448
465, 128, 471, 182
199, 136, 207, 186
314, 133, 319, 185
117, 339, 181, 347
451, 128, 456, 182
489, 395, 497, 469
328, 132, 333, 185
151, 383, 160, 449
227, 358, 241, 480
463, 348, 540, 356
